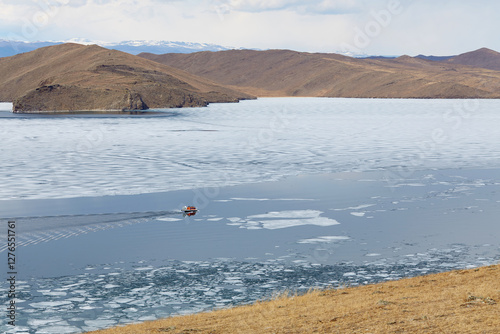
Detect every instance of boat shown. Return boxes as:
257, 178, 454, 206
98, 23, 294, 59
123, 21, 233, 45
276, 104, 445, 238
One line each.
181, 206, 198, 216
182, 206, 198, 212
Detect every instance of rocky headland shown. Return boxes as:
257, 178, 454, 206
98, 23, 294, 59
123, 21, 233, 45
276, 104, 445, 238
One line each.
0, 43, 253, 113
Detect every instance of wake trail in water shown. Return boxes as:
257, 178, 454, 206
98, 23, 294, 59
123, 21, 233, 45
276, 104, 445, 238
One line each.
0, 210, 181, 252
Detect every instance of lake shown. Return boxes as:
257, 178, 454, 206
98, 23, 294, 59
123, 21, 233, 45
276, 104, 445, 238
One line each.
0, 98, 499, 333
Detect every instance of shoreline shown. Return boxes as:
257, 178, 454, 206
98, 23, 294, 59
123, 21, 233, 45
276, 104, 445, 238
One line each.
4, 96, 500, 114
87, 263, 500, 333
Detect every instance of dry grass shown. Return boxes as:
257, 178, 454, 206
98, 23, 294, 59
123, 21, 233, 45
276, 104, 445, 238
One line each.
87, 264, 500, 334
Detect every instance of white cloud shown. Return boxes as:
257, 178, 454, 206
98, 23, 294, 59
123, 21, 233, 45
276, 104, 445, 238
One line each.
214, 0, 362, 15
1, 0, 500, 55
226, 0, 298, 12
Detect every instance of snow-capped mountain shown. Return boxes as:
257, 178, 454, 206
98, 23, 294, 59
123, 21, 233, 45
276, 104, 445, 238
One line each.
104, 40, 230, 55
0, 39, 231, 58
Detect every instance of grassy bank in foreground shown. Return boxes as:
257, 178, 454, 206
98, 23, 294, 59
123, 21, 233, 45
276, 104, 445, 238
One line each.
88, 264, 499, 334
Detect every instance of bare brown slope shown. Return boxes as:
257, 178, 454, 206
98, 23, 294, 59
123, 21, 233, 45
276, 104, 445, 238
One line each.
446, 48, 500, 71
139, 49, 500, 98
0, 43, 253, 112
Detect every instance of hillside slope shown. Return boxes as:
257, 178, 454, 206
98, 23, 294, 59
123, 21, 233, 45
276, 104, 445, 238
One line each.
0, 43, 253, 112
445, 47, 500, 71
139, 49, 500, 98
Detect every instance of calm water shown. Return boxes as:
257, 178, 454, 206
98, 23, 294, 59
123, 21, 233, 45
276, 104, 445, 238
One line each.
0, 98, 499, 333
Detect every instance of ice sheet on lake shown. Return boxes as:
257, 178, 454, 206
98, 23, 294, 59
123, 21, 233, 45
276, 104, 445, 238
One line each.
2, 98, 500, 200
231, 210, 339, 230
0, 102, 12, 111
297, 236, 350, 244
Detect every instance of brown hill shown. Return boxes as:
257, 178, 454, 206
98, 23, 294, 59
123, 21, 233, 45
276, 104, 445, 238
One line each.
139, 49, 500, 98
0, 43, 253, 112
446, 47, 500, 71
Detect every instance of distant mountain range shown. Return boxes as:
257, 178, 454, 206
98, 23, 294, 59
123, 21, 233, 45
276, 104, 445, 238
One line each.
2, 43, 500, 112
139, 47, 500, 99
3, 39, 500, 70
363, 48, 500, 71
0, 39, 230, 58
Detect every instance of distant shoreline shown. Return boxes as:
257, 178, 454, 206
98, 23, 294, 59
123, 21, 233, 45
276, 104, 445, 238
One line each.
4, 95, 500, 115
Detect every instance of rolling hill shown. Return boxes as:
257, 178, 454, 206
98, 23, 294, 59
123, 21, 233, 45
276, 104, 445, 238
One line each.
0, 43, 253, 112
139, 48, 500, 99
445, 47, 500, 71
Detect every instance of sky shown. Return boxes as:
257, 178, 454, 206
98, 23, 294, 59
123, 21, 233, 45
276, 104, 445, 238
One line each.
0, 0, 499, 56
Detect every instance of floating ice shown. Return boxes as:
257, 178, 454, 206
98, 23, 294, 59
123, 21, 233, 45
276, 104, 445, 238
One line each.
217, 198, 313, 202
157, 217, 183, 222
131, 286, 152, 293
84, 319, 117, 328
134, 267, 154, 271
235, 210, 339, 230
41, 291, 67, 296
350, 212, 366, 217
248, 210, 323, 219
30, 300, 73, 308
333, 204, 375, 211
35, 325, 82, 333
259, 217, 339, 230
231, 197, 270, 201
297, 236, 350, 244
386, 183, 426, 188
27, 319, 62, 326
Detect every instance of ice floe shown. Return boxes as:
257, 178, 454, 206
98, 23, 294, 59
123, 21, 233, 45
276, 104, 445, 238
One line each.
332, 204, 375, 211
207, 217, 223, 221
297, 236, 350, 244
229, 210, 340, 230
248, 210, 323, 219
157, 217, 183, 222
